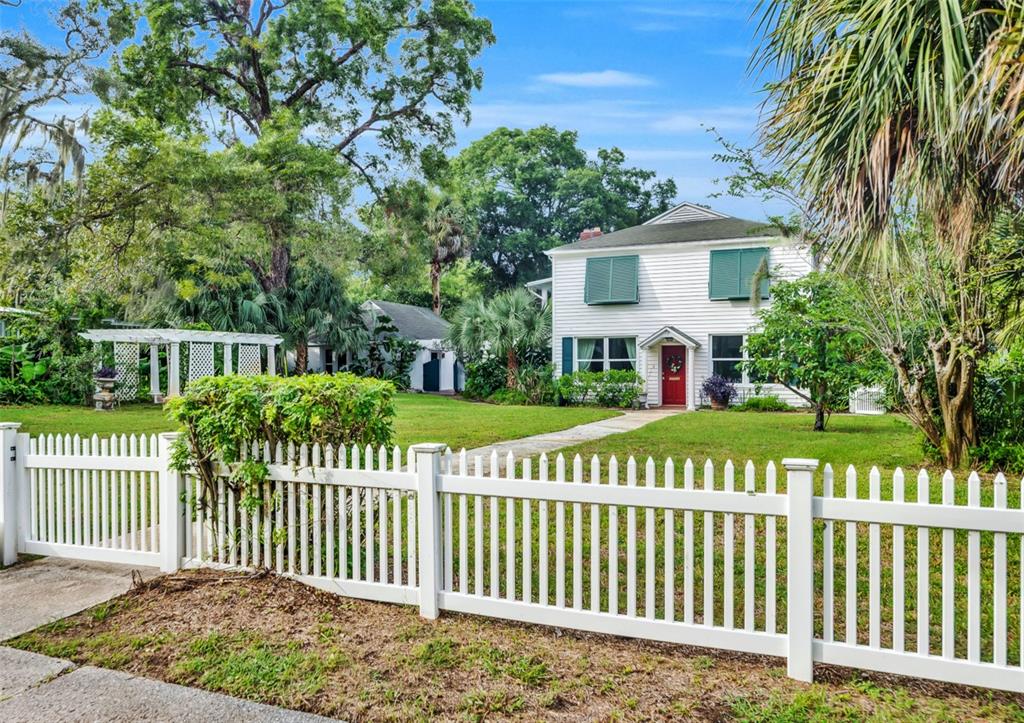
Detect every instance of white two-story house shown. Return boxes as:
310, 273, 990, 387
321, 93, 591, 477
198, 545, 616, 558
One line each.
546, 202, 814, 409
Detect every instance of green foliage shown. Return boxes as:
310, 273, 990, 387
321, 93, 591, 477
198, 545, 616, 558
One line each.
103, 0, 494, 184
485, 388, 529, 406
557, 370, 644, 408
972, 344, 1024, 471
459, 356, 506, 400
732, 395, 791, 413
0, 292, 109, 404
744, 272, 883, 431
449, 126, 677, 287
345, 314, 419, 390
511, 363, 557, 405
166, 373, 395, 509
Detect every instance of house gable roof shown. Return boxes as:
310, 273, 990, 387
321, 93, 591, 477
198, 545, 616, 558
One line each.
362, 300, 450, 340
547, 203, 782, 255
638, 326, 701, 349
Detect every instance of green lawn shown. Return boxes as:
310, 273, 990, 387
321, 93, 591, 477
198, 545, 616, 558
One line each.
0, 394, 619, 451
560, 409, 925, 476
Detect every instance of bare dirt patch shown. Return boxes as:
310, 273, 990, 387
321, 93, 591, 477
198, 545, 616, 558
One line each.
9, 569, 1024, 721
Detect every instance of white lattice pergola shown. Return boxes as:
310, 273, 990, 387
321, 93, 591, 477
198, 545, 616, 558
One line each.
79, 329, 282, 403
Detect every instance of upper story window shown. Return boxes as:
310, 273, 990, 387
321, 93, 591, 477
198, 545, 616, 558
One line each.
584, 255, 639, 305
708, 247, 769, 300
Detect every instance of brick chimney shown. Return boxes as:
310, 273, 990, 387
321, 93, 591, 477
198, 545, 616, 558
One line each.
579, 227, 603, 241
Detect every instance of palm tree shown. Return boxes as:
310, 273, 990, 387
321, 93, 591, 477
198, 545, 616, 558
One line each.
446, 288, 550, 388
278, 263, 367, 375
425, 191, 473, 315
754, 0, 1012, 467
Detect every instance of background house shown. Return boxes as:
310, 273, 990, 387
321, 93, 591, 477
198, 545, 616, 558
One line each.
303, 300, 462, 394
546, 202, 814, 408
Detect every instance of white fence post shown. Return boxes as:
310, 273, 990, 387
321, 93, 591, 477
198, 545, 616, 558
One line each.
783, 457, 818, 683
158, 432, 184, 572
413, 443, 445, 619
0, 423, 21, 566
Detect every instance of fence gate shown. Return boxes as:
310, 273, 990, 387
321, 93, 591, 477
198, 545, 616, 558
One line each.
1, 425, 170, 568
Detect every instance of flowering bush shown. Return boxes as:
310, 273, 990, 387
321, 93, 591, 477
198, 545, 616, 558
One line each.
701, 374, 737, 407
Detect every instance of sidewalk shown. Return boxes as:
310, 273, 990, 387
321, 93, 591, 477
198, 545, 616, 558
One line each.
0, 647, 334, 722
464, 407, 680, 469
0, 558, 160, 641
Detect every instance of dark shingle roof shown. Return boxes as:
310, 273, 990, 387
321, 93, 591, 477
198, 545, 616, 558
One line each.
548, 216, 783, 254
364, 300, 450, 340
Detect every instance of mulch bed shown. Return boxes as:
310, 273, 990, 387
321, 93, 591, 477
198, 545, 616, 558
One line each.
9, 568, 1023, 721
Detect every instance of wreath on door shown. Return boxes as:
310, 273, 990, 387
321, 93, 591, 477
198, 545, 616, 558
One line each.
665, 354, 685, 373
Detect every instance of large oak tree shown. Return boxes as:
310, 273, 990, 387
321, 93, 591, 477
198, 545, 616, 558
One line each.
100, 0, 494, 292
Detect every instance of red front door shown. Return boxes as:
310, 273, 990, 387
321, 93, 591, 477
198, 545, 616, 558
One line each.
661, 345, 687, 405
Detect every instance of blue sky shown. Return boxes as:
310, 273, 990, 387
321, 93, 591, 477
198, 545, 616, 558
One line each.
2, 0, 781, 220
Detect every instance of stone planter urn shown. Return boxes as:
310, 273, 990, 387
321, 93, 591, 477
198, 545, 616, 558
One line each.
93, 370, 117, 411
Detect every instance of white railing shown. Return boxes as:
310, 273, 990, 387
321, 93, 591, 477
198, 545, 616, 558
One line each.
850, 386, 886, 415
0, 422, 1020, 693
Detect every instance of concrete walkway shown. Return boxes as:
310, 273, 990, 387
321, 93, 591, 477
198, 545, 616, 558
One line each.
464, 408, 680, 469
0, 558, 160, 641
0, 646, 334, 721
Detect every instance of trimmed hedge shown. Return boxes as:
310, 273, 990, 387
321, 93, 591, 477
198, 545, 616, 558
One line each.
167, 373, 395, 507
557, 370, 644, 408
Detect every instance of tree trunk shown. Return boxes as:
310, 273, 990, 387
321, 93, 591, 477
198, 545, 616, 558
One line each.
506, 349, 518, 389
813, 404, 826, 432
430, 258, 442, 315
294, 341, 308, 376
931, 333, 978, 469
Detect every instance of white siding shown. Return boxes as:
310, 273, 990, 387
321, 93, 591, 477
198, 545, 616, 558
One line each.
549, 238, 815, 407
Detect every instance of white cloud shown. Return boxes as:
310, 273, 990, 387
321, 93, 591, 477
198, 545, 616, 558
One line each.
536, 70, 656, 88
651, 106, 756, 133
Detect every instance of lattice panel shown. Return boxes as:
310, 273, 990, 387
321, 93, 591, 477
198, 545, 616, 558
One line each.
237, 344, 261, 375
188, 342, 215, 382
113, 342, 139, 401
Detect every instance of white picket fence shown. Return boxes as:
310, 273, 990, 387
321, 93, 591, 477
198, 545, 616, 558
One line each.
0, 422, 1021, 693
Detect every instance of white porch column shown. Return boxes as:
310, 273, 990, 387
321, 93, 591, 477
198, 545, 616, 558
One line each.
223, 343, 233, 375
686, 346, 696, 411
168, 342, 181, 397
266, 345, 277, 375
149, 343, 161, 401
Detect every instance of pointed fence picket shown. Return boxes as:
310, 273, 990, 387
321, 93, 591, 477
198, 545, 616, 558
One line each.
2, 421, 1021, 694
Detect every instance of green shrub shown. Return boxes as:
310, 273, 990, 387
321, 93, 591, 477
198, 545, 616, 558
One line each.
732, 395, 790, 412
462, 356, 506, 399
972, 346, 1024, 471
513, 363, 557, 405
167, 373, 395, 506
557, 370, 644, 408
486, 388, 529, 406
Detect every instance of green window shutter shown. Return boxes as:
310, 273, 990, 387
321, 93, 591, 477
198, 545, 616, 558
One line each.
739, 247, 769, 300
561, 337, 574, 375
709, 249, 740, 299
585, 255, 638, 304
608, 255, 639, 303
710, 247, 769, 299
584, 257, 612, 304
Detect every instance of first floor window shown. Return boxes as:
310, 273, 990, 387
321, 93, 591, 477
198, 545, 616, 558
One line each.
710, 334, 766, 384
711, 335, 744, 381
577, 337, 636, 372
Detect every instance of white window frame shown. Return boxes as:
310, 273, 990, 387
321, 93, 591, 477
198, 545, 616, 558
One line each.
709, 333, 756, 385
575, 336, 637, 372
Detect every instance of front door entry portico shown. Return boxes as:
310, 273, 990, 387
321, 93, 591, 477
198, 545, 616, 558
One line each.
661, 345, 686, 405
